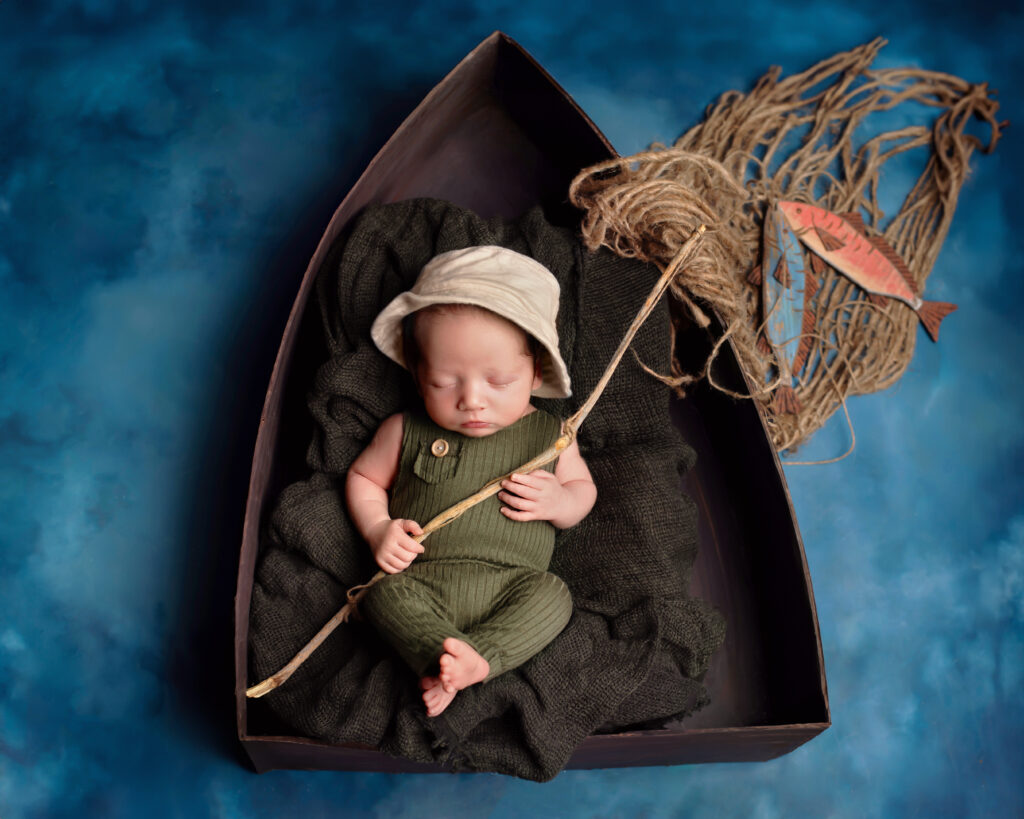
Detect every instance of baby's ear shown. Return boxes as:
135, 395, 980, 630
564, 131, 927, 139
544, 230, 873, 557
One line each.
532, 357, 543, 391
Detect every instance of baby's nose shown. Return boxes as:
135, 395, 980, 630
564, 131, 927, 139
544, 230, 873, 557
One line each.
457, 383, 485, 410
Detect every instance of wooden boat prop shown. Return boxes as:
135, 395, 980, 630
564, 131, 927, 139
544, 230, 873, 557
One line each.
234, 31, 830, 773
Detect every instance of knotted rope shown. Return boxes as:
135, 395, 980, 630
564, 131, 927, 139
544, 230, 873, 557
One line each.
571, 38, 1003, 453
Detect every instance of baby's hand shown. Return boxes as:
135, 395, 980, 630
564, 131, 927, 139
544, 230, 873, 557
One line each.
368, 518, 424, 574
498, 471, 567, 523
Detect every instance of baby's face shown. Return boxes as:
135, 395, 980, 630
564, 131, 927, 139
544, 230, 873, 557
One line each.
413, 308, 541, 437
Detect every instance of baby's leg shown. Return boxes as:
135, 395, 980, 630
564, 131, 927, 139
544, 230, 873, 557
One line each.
361, 570, 462, 678
466, 570, 572, 680
362, 568, 482, 717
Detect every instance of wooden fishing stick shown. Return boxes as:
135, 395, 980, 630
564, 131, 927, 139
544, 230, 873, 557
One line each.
246, 225, 707, 699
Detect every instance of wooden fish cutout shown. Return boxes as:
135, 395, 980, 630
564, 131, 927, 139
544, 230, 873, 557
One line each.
749, 204, 819, 415
776, 201, 957, 341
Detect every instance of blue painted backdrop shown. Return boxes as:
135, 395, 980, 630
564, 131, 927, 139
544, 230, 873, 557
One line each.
2, 1, 1021, 816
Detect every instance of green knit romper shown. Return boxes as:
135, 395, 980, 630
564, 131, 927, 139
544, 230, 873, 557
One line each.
361, 409, 573, 681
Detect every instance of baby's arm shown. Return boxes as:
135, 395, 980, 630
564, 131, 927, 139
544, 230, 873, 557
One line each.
345, 413, 425, 573
498, 439, 597, 529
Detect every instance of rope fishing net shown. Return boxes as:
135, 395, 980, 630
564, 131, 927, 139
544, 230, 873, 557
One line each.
570, 38, 1003, 453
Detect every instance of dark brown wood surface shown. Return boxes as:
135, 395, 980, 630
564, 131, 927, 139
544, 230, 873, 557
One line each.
241, 722, 830, 773
234, 30, 829, 773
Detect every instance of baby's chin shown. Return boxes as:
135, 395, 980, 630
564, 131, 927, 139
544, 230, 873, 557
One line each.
458, 423, 498, 436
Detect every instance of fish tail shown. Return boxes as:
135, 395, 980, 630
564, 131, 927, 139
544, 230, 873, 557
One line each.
747, 263, 763, 286
917, 300, 958, 342
771, 384, 802, 415
757, 333, 772, 356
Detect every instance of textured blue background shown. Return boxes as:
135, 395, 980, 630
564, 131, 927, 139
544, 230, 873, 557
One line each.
2, 2, 1022, 817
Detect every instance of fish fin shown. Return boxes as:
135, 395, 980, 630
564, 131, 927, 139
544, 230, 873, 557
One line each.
867, 234, 919, 295
771, 384, 802, 415
809, 253, 827, 277
757, 333, 772, 356
917, 300, 958, 342
773, 252, 791, 288
815, 225, 845, 251
804, 269, 819, 301
841, 212, 870, 234
866, 291, 888, 306
792, 323, 815, 376
747, 263, 763, 286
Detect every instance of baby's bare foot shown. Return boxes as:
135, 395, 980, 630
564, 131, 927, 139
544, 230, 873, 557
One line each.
438, 638, 490, 693
420, 676, 456, 717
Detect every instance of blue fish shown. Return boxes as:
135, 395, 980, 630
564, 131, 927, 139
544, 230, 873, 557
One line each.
750, 204, 819, 414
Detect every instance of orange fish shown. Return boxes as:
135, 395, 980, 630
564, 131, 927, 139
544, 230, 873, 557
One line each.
777, 201, 957, 341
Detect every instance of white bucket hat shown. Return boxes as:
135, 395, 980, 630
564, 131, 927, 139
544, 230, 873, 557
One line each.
370, 245, 571, 398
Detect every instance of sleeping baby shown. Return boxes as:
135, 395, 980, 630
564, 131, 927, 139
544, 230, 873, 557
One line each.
345, 245, 596, 717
